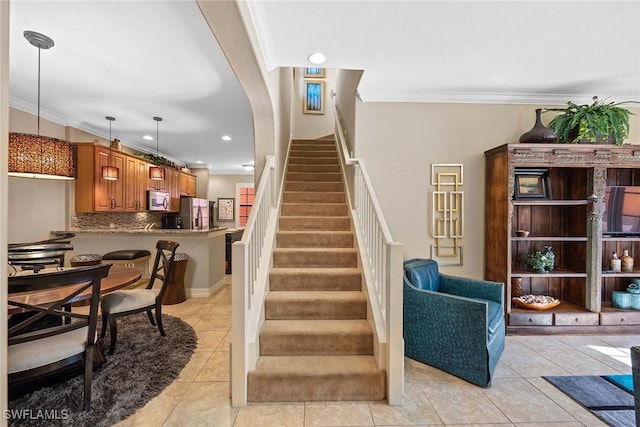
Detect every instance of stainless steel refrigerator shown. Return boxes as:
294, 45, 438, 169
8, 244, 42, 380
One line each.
180, 197, 209, 230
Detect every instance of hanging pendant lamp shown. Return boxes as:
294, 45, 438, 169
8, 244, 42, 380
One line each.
148, 116, 165, 181
101, 116, 119, 180
8, 31, 77, 180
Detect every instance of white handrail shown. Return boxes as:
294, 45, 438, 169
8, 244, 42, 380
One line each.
231, 155, 277, 407
334, 105, 404, 405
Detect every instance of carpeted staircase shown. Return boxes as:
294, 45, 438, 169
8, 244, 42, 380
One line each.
247, 138, 386, 402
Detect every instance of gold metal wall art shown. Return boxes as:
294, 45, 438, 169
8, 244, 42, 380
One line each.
430, 164, 464, 266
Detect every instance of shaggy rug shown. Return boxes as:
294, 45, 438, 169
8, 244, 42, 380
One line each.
544, 375, 636, 427
8, 313, 197, 427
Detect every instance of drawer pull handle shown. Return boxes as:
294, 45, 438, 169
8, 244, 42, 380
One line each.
575, 317, 579, 322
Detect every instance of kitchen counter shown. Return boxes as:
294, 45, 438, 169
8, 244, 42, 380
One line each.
53, 228, 228, 298
59, 227, 227, 235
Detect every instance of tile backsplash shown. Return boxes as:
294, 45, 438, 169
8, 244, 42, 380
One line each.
71, 212, 165, 230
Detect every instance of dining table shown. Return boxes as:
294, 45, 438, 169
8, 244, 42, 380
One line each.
8, 265, 142, 314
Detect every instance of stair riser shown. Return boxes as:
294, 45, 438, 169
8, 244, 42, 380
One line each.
287, 164, 340, 173
285, 182, 343, 192
291, 144, 336, 151
286, 172, 342, 182
279, 217, 350, 231
287, 157, 339, 165
260, 332, 373, 356
283, 192, 345, 204
280, 204, 348, 216
273, 250, 357, 268
247, 373, 385, 402
276, 232, 353, 248
269, 272, 361, 291
289, 151, 337, 158
265, 300, 366, 320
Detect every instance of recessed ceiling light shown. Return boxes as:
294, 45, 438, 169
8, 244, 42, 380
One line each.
308, 52, 326, 65
242, 164, 255, 171
143, 135, 153, 141
196, 160, 203, 164
221, 135, 232, 141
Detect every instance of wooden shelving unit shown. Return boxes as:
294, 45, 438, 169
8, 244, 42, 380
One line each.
485, 143, 640, 334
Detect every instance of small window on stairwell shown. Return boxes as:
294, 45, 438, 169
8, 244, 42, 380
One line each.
237, 185, 254, 227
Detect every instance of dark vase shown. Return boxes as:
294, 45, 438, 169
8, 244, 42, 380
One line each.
519, 108, 558, 143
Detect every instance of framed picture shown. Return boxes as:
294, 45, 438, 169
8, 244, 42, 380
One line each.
514, 168, 552, 199
217, 198, 235, 221
303, 79, 325, 114
303, 67, 325, 78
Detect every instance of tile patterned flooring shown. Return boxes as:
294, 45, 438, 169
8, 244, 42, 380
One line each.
113, 279, 639, 426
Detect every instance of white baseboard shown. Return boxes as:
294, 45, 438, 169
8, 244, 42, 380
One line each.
186, 276, 228, 298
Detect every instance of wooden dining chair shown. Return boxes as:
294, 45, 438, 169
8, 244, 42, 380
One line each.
8, 263, 111, 410
100, 240, 179, 354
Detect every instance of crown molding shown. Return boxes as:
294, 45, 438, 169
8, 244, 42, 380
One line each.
244, 0, 277, 72
356, 90, 638, 106
10, 96, 70, 126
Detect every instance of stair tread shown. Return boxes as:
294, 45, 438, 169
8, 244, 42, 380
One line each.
252, 355, 380, 376
270, 267, 361, 274
261, 319, 371, 335
276, 230, 352, 235
266, 291, 365, 301
273, 247, 356, 253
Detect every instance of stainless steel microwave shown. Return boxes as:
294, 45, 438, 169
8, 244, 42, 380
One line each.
147, 190, 169, 211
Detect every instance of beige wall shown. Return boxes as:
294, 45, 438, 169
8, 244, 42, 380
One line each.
208, 174, 254, 227
355, 102, 640, 278
335, 69, 363, 154
293, 68, 336, 140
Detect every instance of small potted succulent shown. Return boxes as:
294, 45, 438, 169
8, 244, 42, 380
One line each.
544, 96, 636, 145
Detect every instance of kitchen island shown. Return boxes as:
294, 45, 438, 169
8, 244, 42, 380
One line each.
53, 227, 229, 298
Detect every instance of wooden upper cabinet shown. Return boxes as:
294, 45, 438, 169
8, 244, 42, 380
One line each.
75, 143, 125, 212
125, 156, 148, 211
75, 143, 192, 213
179, 172, 196, 197
166, 168, 180, 212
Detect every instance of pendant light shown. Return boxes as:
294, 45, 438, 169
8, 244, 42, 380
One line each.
148, 116, 165, 181
8, 31, 77, 180
101, 116, 119, 180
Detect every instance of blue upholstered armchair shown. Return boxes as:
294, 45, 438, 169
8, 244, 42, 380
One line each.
403, 258, 505, 387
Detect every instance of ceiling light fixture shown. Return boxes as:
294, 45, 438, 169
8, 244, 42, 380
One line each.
242, 162, 255, 171
148, 116, 165, 181
221, 135, 232, 142
143, 135, 154, 141
307, 52, 326, 65
8, 31, 77, 180
101, 116, 119, 180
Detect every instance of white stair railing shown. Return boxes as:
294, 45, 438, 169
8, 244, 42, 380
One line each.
231, 155, 277, 407
334, 106, 404, 405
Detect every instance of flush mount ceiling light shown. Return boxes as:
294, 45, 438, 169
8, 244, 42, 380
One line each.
148, 116, 165, 181
9, 31, 77, 180
142, 135, 154, 141
221, 135, 232, 142
242, 161, 255, 171
101, 116, 119, 180
307, 52, 326, 65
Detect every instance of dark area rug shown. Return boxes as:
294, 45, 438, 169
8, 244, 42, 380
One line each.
9, 313, 197, 427
544, 375, 636, 427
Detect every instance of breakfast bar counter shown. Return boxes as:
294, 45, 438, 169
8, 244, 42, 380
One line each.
53, 228, 230, 297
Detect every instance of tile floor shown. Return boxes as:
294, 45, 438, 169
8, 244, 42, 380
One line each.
113, 279, 639, 426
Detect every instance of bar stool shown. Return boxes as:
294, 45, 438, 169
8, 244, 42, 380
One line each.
102, 249, 151, 283
69, 254, 102, 267
162, 253, 189, 305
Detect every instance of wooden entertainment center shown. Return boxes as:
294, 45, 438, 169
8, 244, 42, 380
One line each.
485, 143, 640, 334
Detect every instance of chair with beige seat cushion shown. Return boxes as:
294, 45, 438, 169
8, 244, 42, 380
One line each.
8, 263, 111, 410
100, 240, 179, 355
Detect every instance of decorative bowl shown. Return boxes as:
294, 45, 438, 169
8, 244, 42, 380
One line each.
512, 295, 561, 311
515, 230, 530, 238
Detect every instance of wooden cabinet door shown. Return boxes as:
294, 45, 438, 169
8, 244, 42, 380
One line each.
94, 148, 125, 212
179, 172, 196, 196
125, 156, 148, 211
166, 168, 180, 212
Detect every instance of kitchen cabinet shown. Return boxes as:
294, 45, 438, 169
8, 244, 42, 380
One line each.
166, 168, 180, 212
125, 156, 148, 211
485, 142, 640, 334
180, 172, 196, 197
75, 143, 126, 212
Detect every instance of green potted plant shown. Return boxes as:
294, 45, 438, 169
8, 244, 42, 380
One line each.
523, 250, 554, 273
544, 96, 636, 145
